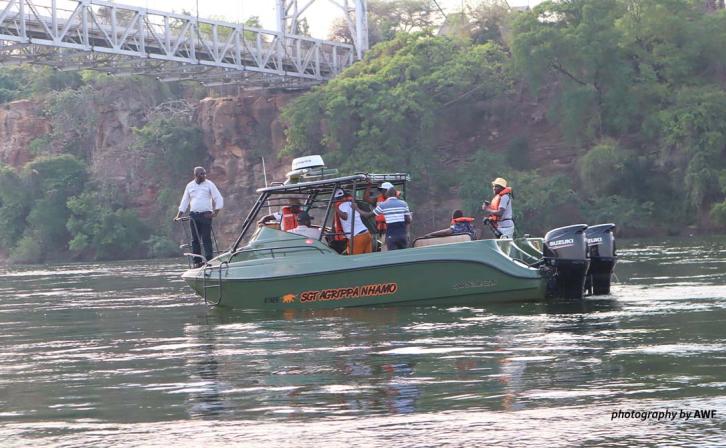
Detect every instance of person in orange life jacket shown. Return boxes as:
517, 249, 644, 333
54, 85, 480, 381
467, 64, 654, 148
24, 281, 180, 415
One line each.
363, 181, 396, 236
354, 186, 412, 250
333, 188, 372, 255
175, 166, 224, 267
424, 210, 476, 239
258, 198, 301, 231
482, 177, 515, 239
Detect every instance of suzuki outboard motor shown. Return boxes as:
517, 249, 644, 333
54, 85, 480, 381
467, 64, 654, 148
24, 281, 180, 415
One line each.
543, 224, 589, 299
584, 223, 617, 295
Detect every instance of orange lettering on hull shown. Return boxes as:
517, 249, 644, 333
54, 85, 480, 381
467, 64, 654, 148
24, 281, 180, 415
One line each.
297, 282, 398, 303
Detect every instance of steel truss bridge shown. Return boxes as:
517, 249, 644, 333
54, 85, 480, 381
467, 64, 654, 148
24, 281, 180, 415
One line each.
0, 0, 368, 87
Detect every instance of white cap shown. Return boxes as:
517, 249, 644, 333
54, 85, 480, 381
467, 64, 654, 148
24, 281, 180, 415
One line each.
333, 188, 346, 198
380, 181, 395, 190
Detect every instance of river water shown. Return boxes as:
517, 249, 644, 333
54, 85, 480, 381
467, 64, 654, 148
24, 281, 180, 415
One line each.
1, 238, 725, 447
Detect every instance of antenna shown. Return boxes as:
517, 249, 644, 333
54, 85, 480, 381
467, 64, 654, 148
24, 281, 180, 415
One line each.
261, 157, 273, 214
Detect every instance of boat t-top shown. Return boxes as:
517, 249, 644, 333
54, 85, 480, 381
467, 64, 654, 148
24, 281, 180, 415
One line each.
181, 156, 617, 308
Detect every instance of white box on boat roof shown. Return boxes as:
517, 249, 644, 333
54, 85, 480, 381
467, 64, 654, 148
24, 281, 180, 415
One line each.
292, 155, 325, 171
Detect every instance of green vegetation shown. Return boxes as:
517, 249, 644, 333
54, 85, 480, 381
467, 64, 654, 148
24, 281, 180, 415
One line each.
2, 0, 726, 264
0, 68, 205, 263
283, 33, 511, 208
133, 109, 207, 252
284, 0, 726, 235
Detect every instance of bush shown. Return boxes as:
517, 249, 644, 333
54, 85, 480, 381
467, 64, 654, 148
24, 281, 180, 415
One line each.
577, 141, 637, 197
67, 192, 149, 260
10, 234, 44, 264
580, 195, 655, 234
133, 115, 206, 185
144, 234, 181, 258
0, 165, 30, 249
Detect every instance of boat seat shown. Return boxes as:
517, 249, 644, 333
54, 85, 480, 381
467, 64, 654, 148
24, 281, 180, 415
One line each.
413, 234, 473, 248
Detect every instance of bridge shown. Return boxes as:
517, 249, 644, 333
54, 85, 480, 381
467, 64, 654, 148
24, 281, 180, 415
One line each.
0, 0, 368, 87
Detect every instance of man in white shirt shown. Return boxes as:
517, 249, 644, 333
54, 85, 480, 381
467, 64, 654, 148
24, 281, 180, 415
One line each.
334, 188, 372, 254
289, 212, 321, 240
175, 166, 224, 267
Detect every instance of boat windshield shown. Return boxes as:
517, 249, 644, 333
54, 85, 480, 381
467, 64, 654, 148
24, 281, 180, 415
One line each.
230, 173, 410, 254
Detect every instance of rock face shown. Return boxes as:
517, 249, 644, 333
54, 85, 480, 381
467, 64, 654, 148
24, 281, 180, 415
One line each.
0, 89, 302, 248
0, 100, 50, 167
195, 92, 299, 244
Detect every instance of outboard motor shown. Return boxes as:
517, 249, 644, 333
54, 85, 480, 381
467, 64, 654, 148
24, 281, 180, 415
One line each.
543, 224, 589, 299
584, 223, 617, 295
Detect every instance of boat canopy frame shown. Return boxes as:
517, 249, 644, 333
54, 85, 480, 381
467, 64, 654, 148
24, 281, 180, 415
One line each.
230, 172, 411, 253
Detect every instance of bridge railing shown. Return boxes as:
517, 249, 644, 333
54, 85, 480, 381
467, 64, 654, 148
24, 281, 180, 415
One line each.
0, 0, 356, 83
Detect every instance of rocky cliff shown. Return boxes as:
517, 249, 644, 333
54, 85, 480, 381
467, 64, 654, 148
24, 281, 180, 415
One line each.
0, 89, 303, 248
0, 100, 50, 167
0, 86, 575, 249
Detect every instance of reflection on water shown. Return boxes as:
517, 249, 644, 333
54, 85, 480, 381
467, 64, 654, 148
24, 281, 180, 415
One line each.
0, 238, 725, 446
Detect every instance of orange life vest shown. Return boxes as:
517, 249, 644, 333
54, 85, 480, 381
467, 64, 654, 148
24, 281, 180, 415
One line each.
333, 195, 353, 241
450, 216, 475, 225
486, 187, 512, 226
281, 206, 298, 231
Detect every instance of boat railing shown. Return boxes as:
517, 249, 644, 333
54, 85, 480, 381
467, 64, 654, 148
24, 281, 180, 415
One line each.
230, 244, 330, 261
202, 261, 228, 306
174, 215, 221, 268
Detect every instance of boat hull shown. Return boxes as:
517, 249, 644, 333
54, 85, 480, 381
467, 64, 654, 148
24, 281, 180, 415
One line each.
182, 237, 547, 309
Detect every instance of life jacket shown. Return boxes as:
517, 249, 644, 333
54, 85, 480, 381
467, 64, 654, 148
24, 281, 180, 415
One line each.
333, 195, 353, 241
374, 194, 387, 233
486, 187, 513, 226
280, 206, 298, 231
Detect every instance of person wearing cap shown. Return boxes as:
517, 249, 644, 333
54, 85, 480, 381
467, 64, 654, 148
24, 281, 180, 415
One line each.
363, 182, 396, 238
355, 186, 412, 250
289, 212, 321, 240
175, 166, 224, 267
333, 188, 372, 255
482, 177, 515, 238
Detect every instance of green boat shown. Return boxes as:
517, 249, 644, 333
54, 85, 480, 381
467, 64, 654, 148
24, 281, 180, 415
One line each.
181, 157, 616, 308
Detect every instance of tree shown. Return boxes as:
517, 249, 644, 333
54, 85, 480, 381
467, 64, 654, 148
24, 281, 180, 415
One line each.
0, 165, 30, 249
66, 191, 149, 260
283, 33, 511, 196
10, 155, 89, 262
329, 0, 444, 46
659, 87, 726, 217
511, 0, 634, 142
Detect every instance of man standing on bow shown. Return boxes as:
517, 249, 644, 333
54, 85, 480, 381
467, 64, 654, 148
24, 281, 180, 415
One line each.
482, 177, 514, 239
175, 166, 224, 267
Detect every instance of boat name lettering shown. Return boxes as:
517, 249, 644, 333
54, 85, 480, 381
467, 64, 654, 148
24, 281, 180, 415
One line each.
453, 279, 496, 290
587, 237, 603, 245
299, 282, 398, 303
549, 238, 575, 247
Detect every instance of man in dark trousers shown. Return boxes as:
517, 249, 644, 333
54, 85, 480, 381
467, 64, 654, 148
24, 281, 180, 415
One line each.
175, 166, 224, 267
354, 185, 412, 250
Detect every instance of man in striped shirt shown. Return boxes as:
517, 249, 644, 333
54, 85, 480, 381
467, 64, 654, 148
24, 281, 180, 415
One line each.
355, 186, 412, 250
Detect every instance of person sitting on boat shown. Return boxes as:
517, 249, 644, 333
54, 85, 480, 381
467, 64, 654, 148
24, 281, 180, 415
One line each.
174, 166, 224, 267
257, 198, 301, 231
424, 210, 476, 239
363, 181, 396, 237
289, 212, 321, 240
334, 188, 372, 255
355, 186, 412, 250
482, 177, 515, 239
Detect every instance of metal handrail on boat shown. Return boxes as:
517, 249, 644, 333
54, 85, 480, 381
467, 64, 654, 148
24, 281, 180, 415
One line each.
175, 215, 220, 268
202, 260, 228, 306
